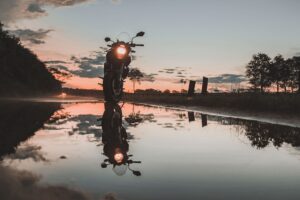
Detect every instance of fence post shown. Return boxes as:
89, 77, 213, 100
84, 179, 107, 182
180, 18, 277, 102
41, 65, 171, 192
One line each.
202, 77, 208, 94
188, 80, 196, 96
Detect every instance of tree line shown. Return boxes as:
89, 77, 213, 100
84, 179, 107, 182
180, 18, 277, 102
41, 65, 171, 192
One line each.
246, 53, 300, 93
0, 21, 61, 96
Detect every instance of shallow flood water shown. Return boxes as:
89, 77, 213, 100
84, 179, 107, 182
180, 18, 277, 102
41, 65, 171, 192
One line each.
1, 101, 300, 200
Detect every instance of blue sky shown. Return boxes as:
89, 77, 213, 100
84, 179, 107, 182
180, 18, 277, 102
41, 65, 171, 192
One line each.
1, 0, 300, 89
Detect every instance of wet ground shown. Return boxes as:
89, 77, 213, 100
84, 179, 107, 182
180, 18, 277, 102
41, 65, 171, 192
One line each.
1, 100, 300, 200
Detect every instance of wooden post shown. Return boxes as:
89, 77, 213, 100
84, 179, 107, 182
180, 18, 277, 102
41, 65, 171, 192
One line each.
202, 77, 208, 94
188, 80, 196, 96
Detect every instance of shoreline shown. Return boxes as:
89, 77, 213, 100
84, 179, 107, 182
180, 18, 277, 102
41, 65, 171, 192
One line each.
1, 95, 300, 128
130, 101, 300, 128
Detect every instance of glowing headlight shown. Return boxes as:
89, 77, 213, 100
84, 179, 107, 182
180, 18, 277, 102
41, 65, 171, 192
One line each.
114, 152, 124, 163
116, 45, 127, 59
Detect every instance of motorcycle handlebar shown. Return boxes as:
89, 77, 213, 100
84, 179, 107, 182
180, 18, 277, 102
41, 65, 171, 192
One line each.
130, 44, 144, 47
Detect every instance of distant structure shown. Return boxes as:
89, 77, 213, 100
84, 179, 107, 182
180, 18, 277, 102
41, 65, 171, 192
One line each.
202, 77, 208, 94
188, 80, 196, 96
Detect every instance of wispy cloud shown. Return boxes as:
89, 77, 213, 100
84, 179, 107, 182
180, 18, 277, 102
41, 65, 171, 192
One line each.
69, 51, 105, 78
208, 74, 246, 83
5, 144, 49, 162
44, 60, 69, 65
0, 0, 121, 24
9, 28, 53, 45
46, 49, 106, 78
0, 0, 93, 24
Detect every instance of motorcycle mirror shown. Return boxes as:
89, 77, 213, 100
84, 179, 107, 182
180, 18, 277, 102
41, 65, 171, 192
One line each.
104, 37, 111, 42
101, 163, 107, 168
136, 31, 145, 37
132, 170, 141, 176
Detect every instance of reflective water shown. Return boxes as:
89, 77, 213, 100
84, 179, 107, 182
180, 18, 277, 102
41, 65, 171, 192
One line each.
1, 101, 300, 200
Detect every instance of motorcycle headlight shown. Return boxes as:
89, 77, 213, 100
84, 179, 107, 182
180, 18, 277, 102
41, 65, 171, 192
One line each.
116, 45, 127, 59
114, 152, 124, 164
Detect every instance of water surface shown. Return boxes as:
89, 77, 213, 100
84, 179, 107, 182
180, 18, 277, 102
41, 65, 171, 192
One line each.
1, 101, 300, 200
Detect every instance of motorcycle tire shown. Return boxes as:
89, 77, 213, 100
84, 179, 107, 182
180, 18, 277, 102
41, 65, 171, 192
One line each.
103, 73, 123, 102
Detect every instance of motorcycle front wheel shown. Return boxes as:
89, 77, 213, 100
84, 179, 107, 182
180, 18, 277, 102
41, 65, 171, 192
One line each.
103, 73, 123, 102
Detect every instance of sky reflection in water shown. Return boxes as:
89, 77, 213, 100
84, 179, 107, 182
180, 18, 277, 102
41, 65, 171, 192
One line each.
1, 101, 300, 200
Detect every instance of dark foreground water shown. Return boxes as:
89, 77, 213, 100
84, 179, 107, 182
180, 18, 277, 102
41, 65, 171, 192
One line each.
1, 101, 300, 200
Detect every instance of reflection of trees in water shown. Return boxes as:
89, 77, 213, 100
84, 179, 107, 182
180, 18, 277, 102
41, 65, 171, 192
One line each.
206, 115, 300, 149
122, 107, 300, 149
240, 121, 300, 149
124, 104, 156, 127
125, 112, 155, 127
0, 102, 61, 158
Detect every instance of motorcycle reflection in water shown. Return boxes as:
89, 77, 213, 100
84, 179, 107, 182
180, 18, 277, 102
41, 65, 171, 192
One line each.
100, 102, 141, 176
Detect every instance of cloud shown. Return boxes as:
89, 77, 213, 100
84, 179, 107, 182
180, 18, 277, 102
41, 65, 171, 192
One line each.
70, 53, 105, 78
44, 60, 69, 64
70, 115, 102, 137
9, 28, 53, 45
207, 74, 246, 83
5, 144, 49, 162
46, 50, 105, 78
0, 0, 92, 24
0, 164, 120, 200
110, 0, 122, 5
141, 73, 157, 82
159, 67, 188, 76
0, 165, 92, 200
27, 3, 46, 13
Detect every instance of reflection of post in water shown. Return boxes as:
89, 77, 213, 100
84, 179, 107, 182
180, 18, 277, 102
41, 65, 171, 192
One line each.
201, 114, 208, 127
100, 102, 141, 176
187, 112, 207, 127
0, 101, 61, 158
188, 112, 195, 122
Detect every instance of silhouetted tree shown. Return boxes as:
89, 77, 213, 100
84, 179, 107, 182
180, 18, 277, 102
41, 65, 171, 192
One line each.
179, 78, 187, 92
246, 53, 272, 93
128, 68, 143, 93
292, 56, 300, 93
0, 21, 61, 96
271, 55, 285, 92
163, 89, 171, 94
285, 58, 297, 92
181, 89, 188, 93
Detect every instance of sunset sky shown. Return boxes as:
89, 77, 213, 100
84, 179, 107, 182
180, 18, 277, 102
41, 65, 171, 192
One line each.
1, 0, 300, 91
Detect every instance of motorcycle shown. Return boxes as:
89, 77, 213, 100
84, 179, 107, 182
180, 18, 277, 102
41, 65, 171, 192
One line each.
103, 31, 145, 102
100, 102, 142, 176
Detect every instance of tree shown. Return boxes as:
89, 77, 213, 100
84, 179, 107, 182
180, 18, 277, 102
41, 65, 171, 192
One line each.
280, 59, 291, 92
128, 68, 144, 93
285, 58, 297, 92
0, 21, 61, 96
271, 55, 284, 92
246, 53, 272, 93
163, 89, 171, 94
292, 56, 300, 93
179, 78, 187, 91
